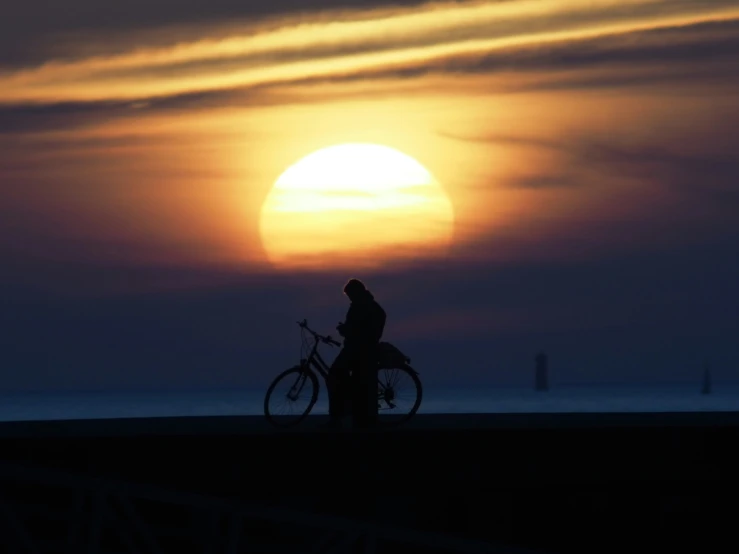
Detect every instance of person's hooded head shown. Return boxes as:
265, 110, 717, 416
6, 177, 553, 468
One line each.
343, 278, 373, 303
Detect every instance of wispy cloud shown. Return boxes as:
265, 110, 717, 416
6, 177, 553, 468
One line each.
2, 0, 738, 105
436, 96, 739, 197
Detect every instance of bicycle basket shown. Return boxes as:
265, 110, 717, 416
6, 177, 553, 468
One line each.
376, 341, 411, 368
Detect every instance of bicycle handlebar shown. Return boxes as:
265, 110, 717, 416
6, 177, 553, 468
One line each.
297, 319, 341, 347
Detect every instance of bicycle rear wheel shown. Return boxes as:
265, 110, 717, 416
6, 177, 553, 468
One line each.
377, 365, 422, 426
264, 366, 319, 428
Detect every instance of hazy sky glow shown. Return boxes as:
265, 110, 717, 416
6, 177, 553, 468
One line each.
1, 0, 738, 391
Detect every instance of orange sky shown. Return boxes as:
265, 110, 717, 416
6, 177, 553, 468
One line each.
1, 0, 738, 280
1, 0, 739, 389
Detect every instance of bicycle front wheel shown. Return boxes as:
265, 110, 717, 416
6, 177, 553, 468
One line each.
377, 365, 423, 426
264, 366, 319, 428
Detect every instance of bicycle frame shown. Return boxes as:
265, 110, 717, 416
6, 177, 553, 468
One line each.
295, 320, 416, 409
300, 335, 332, 383
261, 320, 422, 424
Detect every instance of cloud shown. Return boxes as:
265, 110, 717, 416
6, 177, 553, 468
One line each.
0, 89, 268, 134
436, 98, 739, 198
571, 142, 739, 201
505, 176, 580, 189
2, 15, 738, 137
436, 131, 560, 149
2, 1, 738, 105
0, 0, 434, 67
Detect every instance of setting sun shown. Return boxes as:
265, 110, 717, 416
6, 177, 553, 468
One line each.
259, 143, 455, 270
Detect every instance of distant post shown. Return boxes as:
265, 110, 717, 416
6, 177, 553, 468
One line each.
535, 352, 549, 391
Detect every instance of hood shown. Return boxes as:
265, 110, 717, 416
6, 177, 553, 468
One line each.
353, 289, 374, 303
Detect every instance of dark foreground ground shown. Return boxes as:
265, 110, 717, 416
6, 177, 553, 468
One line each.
1, 412, 738, 553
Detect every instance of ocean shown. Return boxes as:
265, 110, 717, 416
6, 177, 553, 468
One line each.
0, 384, 737, 422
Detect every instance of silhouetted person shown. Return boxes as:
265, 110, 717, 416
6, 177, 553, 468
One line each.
535, 351, 549, 391
326, 278, 386, 429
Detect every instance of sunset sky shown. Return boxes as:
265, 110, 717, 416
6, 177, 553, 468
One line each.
2, 0, 738, 391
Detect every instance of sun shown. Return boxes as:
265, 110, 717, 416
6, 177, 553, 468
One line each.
259, 143, 455, 270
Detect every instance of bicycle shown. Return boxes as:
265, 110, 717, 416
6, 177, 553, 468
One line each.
263, 319, 423, 428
